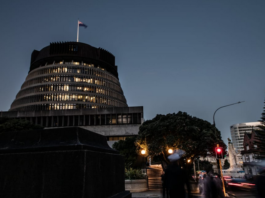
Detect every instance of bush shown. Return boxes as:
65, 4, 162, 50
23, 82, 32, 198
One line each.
125, 168, 146, 180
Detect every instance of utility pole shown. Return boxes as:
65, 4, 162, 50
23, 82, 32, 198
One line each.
213, 101, 244, 197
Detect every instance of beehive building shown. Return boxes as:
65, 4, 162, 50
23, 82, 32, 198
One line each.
1, 42, 143, 143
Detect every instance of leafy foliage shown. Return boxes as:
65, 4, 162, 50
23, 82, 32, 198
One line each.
113, 136, 138, 169
223, 159, 230, 169
136, 112, 226, 164
125, 168, 146, 180
0, 117, 43, 133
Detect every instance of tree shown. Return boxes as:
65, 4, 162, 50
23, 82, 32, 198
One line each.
0, 118, 43, 133
135, 112, 226, 167
255, 100, 265, 159
223, 159, 230, 169
113, 136, 139, 169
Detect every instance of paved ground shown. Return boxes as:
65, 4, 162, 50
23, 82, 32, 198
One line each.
227, 188, 257, 198
131, 190, 202, 198
131, 189, 257, 198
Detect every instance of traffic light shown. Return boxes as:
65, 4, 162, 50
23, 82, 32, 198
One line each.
215, 147, 223, 159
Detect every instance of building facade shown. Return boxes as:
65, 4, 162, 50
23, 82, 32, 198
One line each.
230, 122, 261, 164
241, 131, 263, 177
1, 42, 143, 144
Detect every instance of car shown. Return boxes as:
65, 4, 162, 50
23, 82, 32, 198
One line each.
225, 177, 255, 191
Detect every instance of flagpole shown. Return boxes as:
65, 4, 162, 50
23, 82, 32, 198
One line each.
77, 20, 79, 42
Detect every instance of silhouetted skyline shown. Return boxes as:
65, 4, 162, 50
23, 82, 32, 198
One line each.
0, 0, 265, 145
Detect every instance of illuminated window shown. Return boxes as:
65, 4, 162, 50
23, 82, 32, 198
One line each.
73, 62, 80, 65
59, 61, 63, 64
64, 85, 69, 91
74, 77, 81, 82
63, 67, 67, 72
77, 87, 82, 90
77, 69, 81, 73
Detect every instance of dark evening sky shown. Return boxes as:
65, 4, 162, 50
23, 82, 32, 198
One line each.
0, 0, 264, 145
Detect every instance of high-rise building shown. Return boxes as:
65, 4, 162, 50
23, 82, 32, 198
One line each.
230, 122, 261, 164
1, 42, 143, 145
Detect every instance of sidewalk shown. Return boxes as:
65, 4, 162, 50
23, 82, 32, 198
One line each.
131, 190, 257, 198
131, 190, 202, 198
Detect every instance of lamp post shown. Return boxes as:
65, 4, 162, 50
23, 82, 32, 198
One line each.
213, 101, 244, 197
213, 101, 244, 136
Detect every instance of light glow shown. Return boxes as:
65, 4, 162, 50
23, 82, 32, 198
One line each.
168, 149, 173, 154
141, 150, 146, 155
217, 148, 221, 153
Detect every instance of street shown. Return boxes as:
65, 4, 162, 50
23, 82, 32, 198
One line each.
227, 187, 257, 198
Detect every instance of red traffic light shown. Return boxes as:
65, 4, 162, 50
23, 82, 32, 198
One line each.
215, 147, 224, 159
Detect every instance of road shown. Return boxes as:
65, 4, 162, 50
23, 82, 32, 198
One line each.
227, 187, 257, 198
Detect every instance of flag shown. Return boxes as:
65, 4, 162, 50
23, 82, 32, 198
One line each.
78, 20, 87, 28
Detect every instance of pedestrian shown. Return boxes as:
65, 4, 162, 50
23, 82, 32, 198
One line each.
199, 174, 207, 195
256, 169, 265, 198
203, 166, 224, 198
161, 172, 169, 198
164, 149, 192, 198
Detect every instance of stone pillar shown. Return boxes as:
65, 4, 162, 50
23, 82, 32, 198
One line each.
62, 116, 64, 127
51, 116, 54, 127
46, 117, 48, 127
89, 115, 91, 126
78, 115, 80, 126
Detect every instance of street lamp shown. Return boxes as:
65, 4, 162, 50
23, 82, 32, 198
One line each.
168, 149, 173, 154
212, 101, 244, 197
213, 101, 244, 136
141, 149, 146, 155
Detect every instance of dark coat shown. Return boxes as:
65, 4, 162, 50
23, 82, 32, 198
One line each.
256, 175, 265, 198
203, 174, 224, 198
164, 163, 191, 198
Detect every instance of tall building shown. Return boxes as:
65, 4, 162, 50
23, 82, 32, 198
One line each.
1, 42, 143, 145
230, 122, 261, 164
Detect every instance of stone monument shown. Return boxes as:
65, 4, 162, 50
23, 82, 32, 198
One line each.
0, 127, 131, 198
222, 138, 244, 178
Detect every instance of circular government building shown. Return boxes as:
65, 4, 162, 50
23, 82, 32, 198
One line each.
10, 42, 128, 111
2, 42, 143, 142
